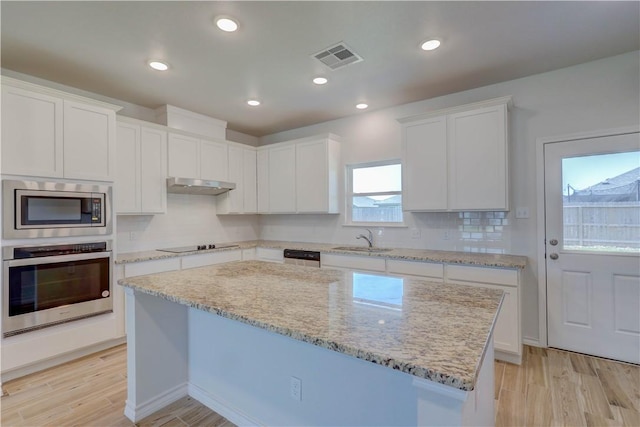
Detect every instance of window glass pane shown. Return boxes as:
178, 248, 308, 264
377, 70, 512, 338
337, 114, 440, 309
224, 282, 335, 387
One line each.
562, 151, 640, 253
353, 164, 401, 193
352, 195, 403, 223
352, 273, 403, 309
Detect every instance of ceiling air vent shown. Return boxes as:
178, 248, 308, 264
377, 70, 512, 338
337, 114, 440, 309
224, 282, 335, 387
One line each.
312, 42, 363, 70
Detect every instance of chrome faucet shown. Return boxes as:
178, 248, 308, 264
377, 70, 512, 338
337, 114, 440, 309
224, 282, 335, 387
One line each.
356, 228, 374, 248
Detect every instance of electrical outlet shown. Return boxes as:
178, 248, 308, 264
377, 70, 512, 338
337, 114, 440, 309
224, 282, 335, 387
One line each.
515, 207, 530, 219
129, 231, 138, 241
290, 376, 301, 401
410, 228, 421, 239
442, 230, 451, 240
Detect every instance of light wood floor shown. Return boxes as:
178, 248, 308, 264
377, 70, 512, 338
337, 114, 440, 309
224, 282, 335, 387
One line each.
1, 344, 638, 426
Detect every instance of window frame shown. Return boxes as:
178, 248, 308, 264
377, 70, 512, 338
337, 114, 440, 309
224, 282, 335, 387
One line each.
345, 159, 405, 227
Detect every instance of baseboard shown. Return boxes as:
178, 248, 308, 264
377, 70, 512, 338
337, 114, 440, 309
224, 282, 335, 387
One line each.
495, 349, 522, 365
1, 336, 126, 383
523, 337, 542, 347
124, 382, 189, 423
188, 382, 262, 427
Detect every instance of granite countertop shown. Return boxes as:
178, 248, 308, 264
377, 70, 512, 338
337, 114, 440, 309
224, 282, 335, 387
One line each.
118, 260, 504, 391
116, 239, 527, 269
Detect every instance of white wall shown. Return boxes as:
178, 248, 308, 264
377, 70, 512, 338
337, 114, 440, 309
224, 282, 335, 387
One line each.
116, 194, 259, 253
258, 51, 640, 343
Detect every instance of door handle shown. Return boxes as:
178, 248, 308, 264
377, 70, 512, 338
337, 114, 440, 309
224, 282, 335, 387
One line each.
549, 253, 559, 260
549, 239, 558, 246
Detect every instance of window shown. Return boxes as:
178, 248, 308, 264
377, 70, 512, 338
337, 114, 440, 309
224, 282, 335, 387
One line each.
346, 160, 403, 225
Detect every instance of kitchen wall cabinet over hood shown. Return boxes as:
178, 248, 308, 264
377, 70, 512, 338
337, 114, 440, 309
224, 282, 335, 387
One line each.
166, 177, 235, 195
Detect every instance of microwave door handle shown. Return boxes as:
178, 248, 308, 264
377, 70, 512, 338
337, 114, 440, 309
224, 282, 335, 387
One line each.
5, 251, 111, 268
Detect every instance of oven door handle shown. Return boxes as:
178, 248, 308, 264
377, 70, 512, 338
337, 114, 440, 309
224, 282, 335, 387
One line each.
5, 251, 111, 267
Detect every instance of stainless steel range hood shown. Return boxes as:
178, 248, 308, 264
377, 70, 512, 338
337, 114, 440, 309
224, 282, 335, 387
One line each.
166, 177, 235, 195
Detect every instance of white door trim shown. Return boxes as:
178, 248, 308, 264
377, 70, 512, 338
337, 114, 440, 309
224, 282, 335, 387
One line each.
535, 125, 639, 348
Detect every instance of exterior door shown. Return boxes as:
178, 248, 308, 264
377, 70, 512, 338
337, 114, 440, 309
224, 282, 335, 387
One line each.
544, 131, 640, 363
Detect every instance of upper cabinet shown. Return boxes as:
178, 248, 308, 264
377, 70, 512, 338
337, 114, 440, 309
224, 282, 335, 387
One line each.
116, 119, 167, 214
1, 78, 120, 181
257, 134, 340, 214
167, 133, 228, 182
399, 96, 511, 212
217, 145, 257, 215
295, 137, 340, 213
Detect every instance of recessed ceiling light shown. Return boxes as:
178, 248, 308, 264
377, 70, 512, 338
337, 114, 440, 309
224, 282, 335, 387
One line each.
215, 16, 239, 32
356, 103, 368, 110
313, 77, 328, 85
148, 61, 169, 71
420, 39, 441, 51
247, 99, 261, 107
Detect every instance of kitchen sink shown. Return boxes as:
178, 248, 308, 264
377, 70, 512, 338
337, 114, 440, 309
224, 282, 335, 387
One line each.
331, 246, 393, 253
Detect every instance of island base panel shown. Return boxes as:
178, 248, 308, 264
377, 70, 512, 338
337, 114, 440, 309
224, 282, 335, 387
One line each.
124, 289, 495, 426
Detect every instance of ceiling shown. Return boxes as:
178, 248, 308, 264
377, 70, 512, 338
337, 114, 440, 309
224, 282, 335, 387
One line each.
2, 1, 638, 137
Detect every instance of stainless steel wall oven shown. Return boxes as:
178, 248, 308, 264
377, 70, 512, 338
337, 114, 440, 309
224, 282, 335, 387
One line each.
2, 241, 113, 337
3, 180, 112, 239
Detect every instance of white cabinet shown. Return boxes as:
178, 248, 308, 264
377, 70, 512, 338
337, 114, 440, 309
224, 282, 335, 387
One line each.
167, 133, 200, 179
167, 133, 228, 182
63, 101, 116, 181
402, 117, 448, 211
257, 149, 270, 213
116, 120, 167, 214
445, 264, 521, 364
256, 247, 284, 263
1, 85, 63, 177
243, 149, 258, 213
296, 138, 340, 213
448, 104, 508, 210
268, 144, 297, 213
217, 145, 257, 215
399, 97, 511, 212
200, 140, 229, 182
1, 78, 120, 181
257, 134, 340, 214
386, 259, 444, 281
321, 253, 386, 272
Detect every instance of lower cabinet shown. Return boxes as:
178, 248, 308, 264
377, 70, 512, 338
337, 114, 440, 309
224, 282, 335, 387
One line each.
445, 265, 521, 364
321, 253, 386, 272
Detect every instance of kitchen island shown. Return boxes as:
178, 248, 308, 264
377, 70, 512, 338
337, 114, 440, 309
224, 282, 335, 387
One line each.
119, 260, 503, 426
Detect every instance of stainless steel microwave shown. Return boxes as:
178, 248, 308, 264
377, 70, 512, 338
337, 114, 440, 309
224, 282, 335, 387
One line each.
3, 180, 112, 239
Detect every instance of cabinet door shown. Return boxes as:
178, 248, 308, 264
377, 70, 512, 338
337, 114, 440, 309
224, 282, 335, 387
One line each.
63, 100, 116, 181
448, 104, 508, 210
268, 145, 296, 213
296, 139, 328, 213
243, 149, 257, 213
226, 145, 244, 213
115, 122, 141, 213
200, 140, 228, 181
140, 127, 167, 213
492, 285, 519, 354
257, 149, 269, 213
402, 116, 447, 211
1, 86, 63, 178
167, 133, 199, 179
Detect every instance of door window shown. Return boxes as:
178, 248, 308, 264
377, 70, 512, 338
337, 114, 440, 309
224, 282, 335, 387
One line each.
562, 151, 640, 253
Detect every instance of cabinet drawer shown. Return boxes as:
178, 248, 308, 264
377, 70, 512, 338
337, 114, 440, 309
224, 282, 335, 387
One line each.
386, 259, 444, 280
256, 247, 284, 263
124, 258, 181, 277
446, 264, 518, 287
321, 254, 386, 272
181, 250, 242, 270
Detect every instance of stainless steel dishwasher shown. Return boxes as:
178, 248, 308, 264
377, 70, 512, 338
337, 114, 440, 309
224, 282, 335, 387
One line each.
283, 249, 321, 267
